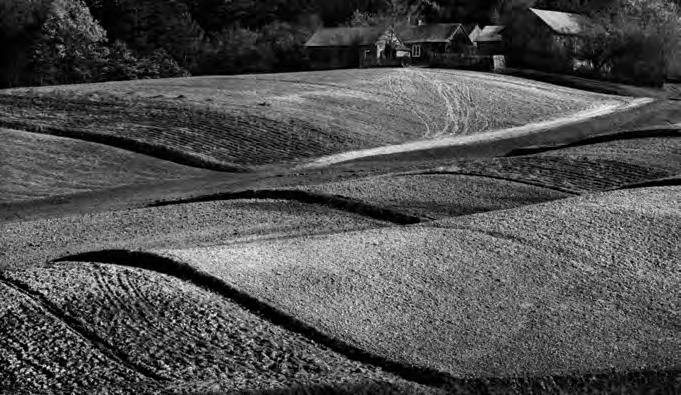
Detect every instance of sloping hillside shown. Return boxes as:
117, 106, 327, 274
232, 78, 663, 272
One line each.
0, 69, 626, 168
0, 128, 215, 203
159, 187, 680, 379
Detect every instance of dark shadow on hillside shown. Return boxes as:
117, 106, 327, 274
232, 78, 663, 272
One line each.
149, 189, 425, 225
505, 127, 681, 157
617, 176, 681, 190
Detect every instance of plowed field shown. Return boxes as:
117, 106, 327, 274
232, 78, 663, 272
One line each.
161, 187, 681, 379
1, 264, 434, 393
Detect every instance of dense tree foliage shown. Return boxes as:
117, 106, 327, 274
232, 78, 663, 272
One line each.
0, 0, 679, 87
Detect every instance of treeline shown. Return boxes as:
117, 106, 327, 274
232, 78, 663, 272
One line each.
1, 0, 679, 88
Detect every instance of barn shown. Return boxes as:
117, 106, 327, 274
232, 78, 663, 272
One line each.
304, 27, 406, 69
396, 23, 477, 63
509, 8, 594, 72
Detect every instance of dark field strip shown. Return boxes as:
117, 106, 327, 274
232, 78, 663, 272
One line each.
433, 157, 672, 193
54, 250, 681, 394
0, 273, 168, 383
0, 93, 366, 167
150, 189, 425, 225
506, 128, 681, 157
618, 176, 681, 190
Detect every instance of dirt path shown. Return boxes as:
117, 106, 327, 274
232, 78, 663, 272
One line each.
303, 97, 654, 168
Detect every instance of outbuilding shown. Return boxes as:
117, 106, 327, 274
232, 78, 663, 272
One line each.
475, 25, 506, 55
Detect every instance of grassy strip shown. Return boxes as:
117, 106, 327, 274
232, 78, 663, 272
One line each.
55, 250, 681, 394
149, 189, 425, 225
0, 119, 249, 173
506, 128, 681, 157
414, 170, 581, 195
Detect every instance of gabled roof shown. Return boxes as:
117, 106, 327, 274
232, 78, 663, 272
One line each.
476, 25, 505, 43
464, 24, 482, 41
530, 8, 592, 36
396, 23, 466, 44
305, 27, 386, 47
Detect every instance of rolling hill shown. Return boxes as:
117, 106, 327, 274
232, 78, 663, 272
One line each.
0, 69, 628, 169
158, 187, 680, 380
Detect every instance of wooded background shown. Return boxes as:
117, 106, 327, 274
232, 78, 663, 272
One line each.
1, 0, 680, 87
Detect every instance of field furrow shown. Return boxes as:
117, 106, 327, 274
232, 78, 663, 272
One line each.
1, 263, 438, 393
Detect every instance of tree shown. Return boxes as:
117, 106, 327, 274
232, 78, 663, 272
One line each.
579, 0, 681, 85
85, 0, 207, 71
30, 0, 110, 85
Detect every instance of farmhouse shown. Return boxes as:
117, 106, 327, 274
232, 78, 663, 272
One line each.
396, 23, 477, 62
513, 8, 594, 71
475, 25, 506, 55
305, 27, 406, 69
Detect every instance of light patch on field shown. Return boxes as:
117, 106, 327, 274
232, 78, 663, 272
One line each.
304, 97, 654, 168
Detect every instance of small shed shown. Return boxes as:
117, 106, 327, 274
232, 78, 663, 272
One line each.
396, 23, 476, 62
305, 26, 405, 69
475, 25, 506, 55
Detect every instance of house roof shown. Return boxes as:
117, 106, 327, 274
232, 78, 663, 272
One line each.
529, 8, 592, 36
476, 25, 505, 43
305, 27, 386, 47
396, 23, 466, 44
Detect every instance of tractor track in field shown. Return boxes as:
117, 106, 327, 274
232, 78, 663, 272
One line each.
51, 250, 681, 394
51, 250, 467, 392
0, 273, 168, 383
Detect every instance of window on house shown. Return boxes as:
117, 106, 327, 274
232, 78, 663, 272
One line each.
412, 45, 421, 58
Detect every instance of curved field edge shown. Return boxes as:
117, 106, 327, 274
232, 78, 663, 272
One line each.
0, 198, 390, 272
0, 120, 248, 173
304, 98, 655, 168
150, 189, 425, 225
50, 251, 681, 394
